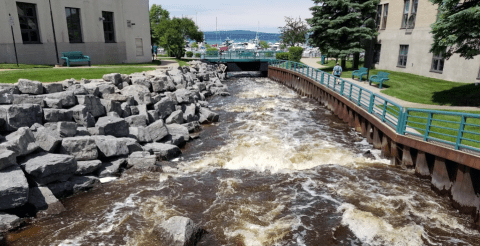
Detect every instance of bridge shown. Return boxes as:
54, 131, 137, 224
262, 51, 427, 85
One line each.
202, 50, 280, 74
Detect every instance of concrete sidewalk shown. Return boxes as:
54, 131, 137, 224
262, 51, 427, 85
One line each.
300, 58, 480, 112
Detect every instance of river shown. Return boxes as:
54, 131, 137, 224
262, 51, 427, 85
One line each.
5, 76, 480, 246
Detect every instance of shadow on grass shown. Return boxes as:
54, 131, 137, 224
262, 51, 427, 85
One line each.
432, 83, 480, 106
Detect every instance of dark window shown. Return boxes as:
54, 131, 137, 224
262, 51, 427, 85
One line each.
65, 7, 82, 43
376, 5, 382, 29
401, 0, 410, 28
16, 2, 40, 44
382, 4, 389, 29
407, 0, 419, 29
373, 44, 381, 64
430, 51, 445, 73
398, 45, 409, 67
102, 11, 115, 43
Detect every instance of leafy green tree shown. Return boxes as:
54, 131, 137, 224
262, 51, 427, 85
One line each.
307, 0, 379, 69
149, 4, 170, 45
288, 46, 304, 62
260, 40, 270, 49
191, 42, 198, 49
430, 0, 480, 59
154, 17, 204, 58
280, 44, 287, 50
205, 43, 212, 49
279, 17, 309, 47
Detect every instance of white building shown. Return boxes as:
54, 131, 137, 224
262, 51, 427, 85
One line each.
0, 0, 152, 65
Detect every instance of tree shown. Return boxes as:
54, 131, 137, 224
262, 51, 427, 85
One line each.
307, 0, 379, 69
191, 42, 198, 49
260, 40, 270, 49
430, 0, 480, 60
154, 17, 204, 58
278, 17, 309, 47
149, 4, 170, 45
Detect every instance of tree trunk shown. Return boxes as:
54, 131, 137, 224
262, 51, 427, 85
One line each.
341, 58, 346, 70
353, 52, 360, 70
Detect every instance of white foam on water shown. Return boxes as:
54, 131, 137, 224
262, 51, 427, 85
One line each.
99, 177, 117, 183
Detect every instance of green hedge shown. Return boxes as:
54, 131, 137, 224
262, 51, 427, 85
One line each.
276, 52, 289, 60
288, 46, 303, 62
195, 53, 201, 58
186, 51, 193, 57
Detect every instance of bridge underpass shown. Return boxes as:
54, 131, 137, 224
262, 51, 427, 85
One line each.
202, 50, 277, 76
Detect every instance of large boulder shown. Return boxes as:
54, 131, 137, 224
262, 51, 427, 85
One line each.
95, 116, 129, 137
27, 187, 65, 216
69, 105, 95, 127
175, 89, 194, 104
76, 95, 106, 117
17, 79, 43, 95
46, 180, 74, 198
44, 91, 77, 108
43, 83, 64, 94
143, 143, 181, 160
96, 158, 126, 177
0, 88, 14, 104
94, 136, 142, 158
128, 127, 152, 143
151, 76, 176, 92
121, 85, 153, 105
164, 124, 190, 147
182, 121, 201, 133
131, 76, 152, 90
75, 160, 103, 175
166, 110, 184, 124
102, 93, 129, 102
96, 83, 116, 97
146, 119, 169, 142
56, 121, 77, 137
103, 73, 122, 86
0, 165, 29, 210
199, 107, 219, 123
0, 213, 23, 232
100, 99, 122, 116
0, 104, 43, 131
125, 115, 148, 127
0, 127, 39, 157
43, 108, 73, 122
11, 94, 45, 105
157, 216, 202, 246
66, 84, 88, 95
127, 151, 158, 170
70, 176, 100, 193
20, 153, 77, 185
183, 104, 197, 123
34, 127, 62, 152
60, 136, 98, 161
154, 97, 177, 119
0, 150, 16, 171
44, 98, 63, 109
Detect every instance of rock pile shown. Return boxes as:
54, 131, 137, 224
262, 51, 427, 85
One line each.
0, 61, 228, 232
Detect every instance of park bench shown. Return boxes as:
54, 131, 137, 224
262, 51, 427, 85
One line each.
61, 51, 90, 67
352, 67, 368, 81
369, 71, 390, 89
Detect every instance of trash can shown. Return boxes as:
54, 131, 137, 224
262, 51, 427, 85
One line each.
321, 55, 326, 65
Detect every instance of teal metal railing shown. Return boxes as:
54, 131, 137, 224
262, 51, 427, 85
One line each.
270, 60, 480, 152
204, 50, 280, 60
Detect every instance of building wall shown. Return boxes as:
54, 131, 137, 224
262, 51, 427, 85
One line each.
376, 0, 480, 83
0, 0, 151, 65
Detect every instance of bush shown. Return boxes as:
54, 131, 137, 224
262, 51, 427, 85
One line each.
288, 46, 304, 62
276, 52, 289, 60
195, 53, 201, 58
265, 52, 274, 57
186, 51, 193, 57
206, 47, 218, 56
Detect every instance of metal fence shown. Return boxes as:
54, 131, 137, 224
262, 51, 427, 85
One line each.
204, 51, 281, 60
270, 60, 480, 153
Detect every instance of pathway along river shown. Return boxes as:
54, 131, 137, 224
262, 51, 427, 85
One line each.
6, 76, 480, 246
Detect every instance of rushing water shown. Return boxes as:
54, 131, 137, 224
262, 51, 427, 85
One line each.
6, 77, 480, 246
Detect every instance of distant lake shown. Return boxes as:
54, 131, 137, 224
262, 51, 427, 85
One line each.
201, 30, 281, 45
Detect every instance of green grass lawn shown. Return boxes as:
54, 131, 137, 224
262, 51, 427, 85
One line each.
160, 58, 193, 67
95, 60, 162, 67
0, 67, 156, 83
318, 60, 480, 106
0, 63, 53, 69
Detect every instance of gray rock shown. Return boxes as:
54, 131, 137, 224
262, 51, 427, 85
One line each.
43, 108, 73, 122
121, 74, 131, 85
43, 83, 64, 94
94, 136, 141, 158
97, 83, 116, 97
130, 105, 139, 115
70, 176, 100, 193
75, 160, 103, 175
0, 213, 23, 232
127, 151, 160, 171
12, 94, 46, 106
96, 158, 126, 177
129, 126, 153, 143
151, 76, 176, 92
121, 85, 153, 105
131, 76, 152, 90
0, 104, 43, 131
95, 116, 129, 137
0, 88, 14, 104
102, 93, 128, 102
69, 105, 95, 127
143, 143, 181, 160
60, 136, 98, 161
76, 95, 106, 117
62, 78, 76, 89
17, 79, 43, 95
166, 110, 184, 124
0, 127, 39, 157
121, 102, 131, 117
44, 91, 77, 107
0, 165, 29, 210
76, 127, 90, 136
66, 84, 88, 95
154, 97, 177, 119
57, 121, 77, 137
107, 112, 120, 118
100, 99, 122, 116
82, 83, 101, 97
147, 110, 159, 123
44, 98, 63, 109
175, 89, 194, 104
182, 121, 201, 133
20, 153, 77, 185
195, 82, 206, 92
46, 180, 73, 198
183, 103, 197, 123
87, 126, 105, 136
103, 73, 122, 85
0, 84, 20, 94
165, 124, 190, 147
125, 115, 147, 127
0, 150, 16, 171
199, 107, 219, 123
146, 119, 169, 142
27, 187, 65, 215
34, 127, 62, 152
29, 122, 43, 131
158, 216, 200, 246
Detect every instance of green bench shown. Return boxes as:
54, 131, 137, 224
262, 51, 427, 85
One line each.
369, 71, 390, 89
352, 67, 368, 81
61, 51, 90, 67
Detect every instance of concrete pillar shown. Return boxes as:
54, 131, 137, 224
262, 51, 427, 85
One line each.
348, 109, 355, 127
390, 141, 401, 165
381, 135, 391, 158
372, 127, 382, 149
401, 146, 415, 167
354, 113, 363, 133
415, 151, 430, 178
341, 104, 348, 122
451, 165, 479, 215
431, 157, 452, 195
366, 122, 373, 143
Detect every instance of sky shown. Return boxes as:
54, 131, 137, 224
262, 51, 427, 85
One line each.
149, 0, 314, 33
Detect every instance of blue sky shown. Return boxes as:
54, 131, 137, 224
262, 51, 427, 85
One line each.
149, 0, 314, 33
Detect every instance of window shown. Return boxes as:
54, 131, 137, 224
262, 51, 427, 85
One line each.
401, 0, 410, 28
373, 44, 381, 64
398, 45, 409, 67
65, 7, 82, 43
407, 0, 419, 29
382, 4, 389, 29
135, 38, 144, 56
430, 51, 445, 73
102, 11, 115, 43
16, 2, 40, 44
375, 5, 382, 29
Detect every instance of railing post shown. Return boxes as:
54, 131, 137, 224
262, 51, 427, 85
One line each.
368, 94, 375, 113
357, 88, 362, 106
455, 115, 466, 150
307, 67, 309, 78
382, 102, 388, 122
424, 112, 433, 141
348, 83, 353, 100
316, 70, 318, 81
340, 80, 345, 95
320, 72, 324, 84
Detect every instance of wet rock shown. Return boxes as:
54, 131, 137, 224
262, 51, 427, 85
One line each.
127, 151, 160, 171
17, 79, 43, 95
198, 107, 219, 123
94, 136, 142, 158
43, 108, 73, 122
0, 213, 23, 232
96, 158, 126, 177
66, 84, 88, 95
34, 127, 62, 152
0, 150, 16, 171
362, 150, 376, 160
44, 91, 77, 107
0, 165, 29, 210
154, 97, 177, 119
0, 104, 43, 131
143, 143, 181, 160
0, 127, 39, 157
158, 216, 202, 246
166, 110, 184, 124
27, 187, 65, 216
43, 83, 63, 94
75, 160, 103, 175
20, 152, 77, 185
95, 116, 129, 137
164, 124, 190, 147
46, 180, 73, 198
60, 136, 98, 161
76, 95, 106, 117
70, 176, 100, 193
146, 119, 169, 142
182, 121, 201, 133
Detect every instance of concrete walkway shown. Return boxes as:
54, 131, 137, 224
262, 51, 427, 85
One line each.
300, 58, 480, 112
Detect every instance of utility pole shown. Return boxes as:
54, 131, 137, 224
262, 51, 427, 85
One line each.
8, 14, 19, 67
48, 0, 60, 65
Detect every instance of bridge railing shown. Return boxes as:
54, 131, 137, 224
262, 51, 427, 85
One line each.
204, 51, 280, 60
270, 60, 480, 153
